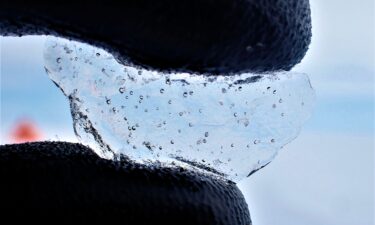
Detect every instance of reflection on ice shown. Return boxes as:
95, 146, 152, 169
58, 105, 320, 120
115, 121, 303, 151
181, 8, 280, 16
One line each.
44, 37, 315, 181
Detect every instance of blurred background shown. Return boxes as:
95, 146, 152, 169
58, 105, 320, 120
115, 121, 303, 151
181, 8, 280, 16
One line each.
1, 0, 374, 224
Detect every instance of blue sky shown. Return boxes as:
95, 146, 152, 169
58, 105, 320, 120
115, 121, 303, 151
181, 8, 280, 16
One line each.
1, 0, 374, 224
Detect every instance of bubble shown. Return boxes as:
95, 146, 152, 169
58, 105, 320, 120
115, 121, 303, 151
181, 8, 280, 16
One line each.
245, 45, 253, 52
44, 37, 315, 182
119, 87, 126, 94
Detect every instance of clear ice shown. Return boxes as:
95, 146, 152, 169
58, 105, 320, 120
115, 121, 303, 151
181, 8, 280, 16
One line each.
43, 37, 315, 182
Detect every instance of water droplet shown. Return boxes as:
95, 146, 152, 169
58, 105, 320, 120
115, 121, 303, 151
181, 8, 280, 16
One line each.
222, 88, 227, 93
96, 52, 100, 57
160, 88, 164, 94
170, 140, 174, 144
271, 139, 275, 143
183, 92, 188, 98
279, 98, 283, 103
272, 104, 277, 109
56, 58, 61, 63
168, 100, 172, 104
254, 140, 260, 144
204, 132, 209, 137
129, 91, 133, 95
273, 90, 277, 94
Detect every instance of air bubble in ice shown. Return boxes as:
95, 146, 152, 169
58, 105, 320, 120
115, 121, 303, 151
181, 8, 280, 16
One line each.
119, 87, 125, 94
44, 37, 315, 182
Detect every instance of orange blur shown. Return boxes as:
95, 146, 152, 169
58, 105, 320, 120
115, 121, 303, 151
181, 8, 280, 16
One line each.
9, 119, 43, 143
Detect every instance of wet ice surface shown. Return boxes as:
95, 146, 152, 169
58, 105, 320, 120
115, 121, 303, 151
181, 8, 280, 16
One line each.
44, 37, 315, 182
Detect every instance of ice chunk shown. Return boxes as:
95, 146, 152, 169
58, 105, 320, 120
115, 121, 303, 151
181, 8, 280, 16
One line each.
44, 37, 315, 181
